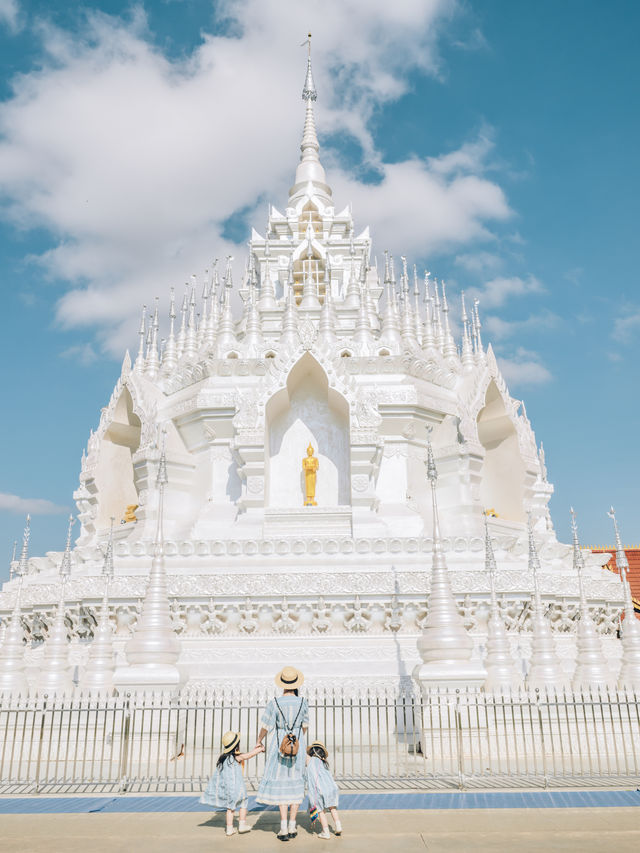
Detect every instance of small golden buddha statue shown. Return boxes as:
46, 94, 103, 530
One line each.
123, 504, 138, 523
302, 443, 319, 506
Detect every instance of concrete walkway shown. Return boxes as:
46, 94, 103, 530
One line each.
3, 807, 640, 852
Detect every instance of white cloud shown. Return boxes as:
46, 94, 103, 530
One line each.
497, 347, 552, 387
60, 343, 99, 365
454, 250, 503, 273
0, 492, 68, 515
469, 275, 544, 309
483, 309, 560, 341
0, 0, 516, 356
0, 0, 20, 33
613, 308, 640, 342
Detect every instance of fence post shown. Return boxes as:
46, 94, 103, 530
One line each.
118, 693, 132, 793
33, 694, 48, 794
454, 689, 465, 790
534, 688, 549, 789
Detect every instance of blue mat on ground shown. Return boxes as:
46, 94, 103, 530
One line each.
1, 790, 640, 814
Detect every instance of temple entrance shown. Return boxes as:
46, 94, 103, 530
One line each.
477, 382, 526, 522
266, 354, 349, 507
95, 387, 141, 529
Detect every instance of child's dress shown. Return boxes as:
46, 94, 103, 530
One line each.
305, 756, 339, 810
200, 755, 248, 810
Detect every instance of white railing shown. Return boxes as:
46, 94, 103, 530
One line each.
0, 687, 639, 794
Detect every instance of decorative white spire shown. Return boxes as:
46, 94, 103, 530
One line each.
119, 430, 182, 692
432, 278, 444, 352
569, 508, 612, 690
134, 305, 147, 374
162, 288, 178, 374
183, 282, 198, 360
413, 266, 422, 345
242, 284, 265, 357
289, 34, 332, 206
300, 247, 321, 311
421, 272, 437, 353
460, 292, 475, 371
400, 256, 417, 350
216, 260, 237, 356
145, 297, 160, 379
483, 514, 518, 691
608, 507, 640, 692
176, 287, 188, 358
82, 518, 116, 694
473, 298, 485, 360
0, 517, 30, 696
38, 517, 75, 696
18, 514, 31, 577
258, 255, 277, 312
318, 271, 337, 348
353, 282, 374, 354
279, 274, 301, 352
59, 514, 75, 577
414, 432, 480, 689
526, 512, 565, 690
440, 281, 458, 361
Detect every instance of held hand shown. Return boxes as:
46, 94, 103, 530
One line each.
258, 744, 265, 753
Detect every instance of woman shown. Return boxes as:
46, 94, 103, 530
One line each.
255, 666, 308, 841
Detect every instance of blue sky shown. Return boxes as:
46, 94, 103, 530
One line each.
0, 0, 638, 576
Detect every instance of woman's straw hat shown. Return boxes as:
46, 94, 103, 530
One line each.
307, 740, 328, 758
221, 730, 241, 753
275, 666, 304, 689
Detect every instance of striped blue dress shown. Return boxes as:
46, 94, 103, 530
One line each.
256, 695, 308, 805
200, 755, 248, 810
305, 756, 339, 810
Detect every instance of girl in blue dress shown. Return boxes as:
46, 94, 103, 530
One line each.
306, 740, 342, 839
200, 730, 264, 836
255, 666, 309, 840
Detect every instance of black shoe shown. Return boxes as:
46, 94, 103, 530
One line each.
277, 832, 289, 842
288, 831, 298, 839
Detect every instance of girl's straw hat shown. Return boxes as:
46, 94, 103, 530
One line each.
275, 666, 304, 689
221, 730, 241, 753
307, 740, 328, 758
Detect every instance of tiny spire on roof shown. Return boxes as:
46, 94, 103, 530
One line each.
301, 33, 317, 102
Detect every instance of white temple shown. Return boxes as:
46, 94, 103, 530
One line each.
0, 44, 627, 692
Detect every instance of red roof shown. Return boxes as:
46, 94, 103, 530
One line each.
589, 547, 640, 618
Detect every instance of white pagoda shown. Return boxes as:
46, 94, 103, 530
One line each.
0, 45, 625, 691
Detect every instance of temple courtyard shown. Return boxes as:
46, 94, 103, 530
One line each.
2, 792, 640, 852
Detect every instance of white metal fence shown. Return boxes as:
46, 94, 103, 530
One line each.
1, 687, 639, 794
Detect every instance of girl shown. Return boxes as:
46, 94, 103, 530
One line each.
200, 730, 264, 836
306, 740, 342, 839
255, 666, 308, 840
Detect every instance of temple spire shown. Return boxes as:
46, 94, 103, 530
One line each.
608, 507, 640, 692
289, 34, 332, 206
570, 508, 611, 690
413, 430, 483, 691
483, 514, 518, 691
526, 512, 565, 690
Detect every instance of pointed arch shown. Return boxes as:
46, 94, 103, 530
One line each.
477, 380, 526, 522
265, 352, 350, 507
95, 386, 141, 529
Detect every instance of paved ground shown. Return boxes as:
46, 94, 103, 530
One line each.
3, 807, 640, 853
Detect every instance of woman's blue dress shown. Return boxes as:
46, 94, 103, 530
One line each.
200, 754, 248, 810
256, 695, 308, 805
305, 755, 339, 810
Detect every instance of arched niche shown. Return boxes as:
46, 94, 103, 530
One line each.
95, 387, 141, 529
477, 382, 526, 522
266, 353, 350, 508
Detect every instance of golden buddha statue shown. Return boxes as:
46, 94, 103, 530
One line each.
302, 443, 319, 506
123, 504, 138, 523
